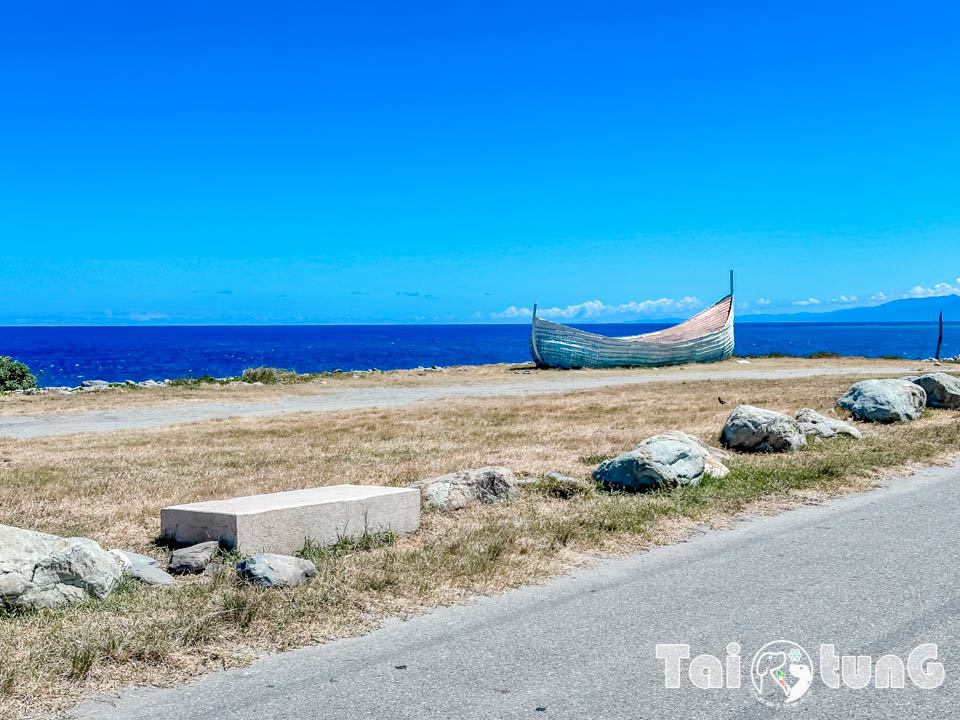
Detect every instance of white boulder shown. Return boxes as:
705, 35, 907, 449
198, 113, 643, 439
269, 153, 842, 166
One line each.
837, 379, 926, 423
0, 525, 121, 610
410, 466, 520, 511
720, 405, 807, 452
911, 373, 960, 409
593, 431, 728, 491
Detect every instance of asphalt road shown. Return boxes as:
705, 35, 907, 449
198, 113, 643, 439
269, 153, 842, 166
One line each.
74, 461, 958, 720
1, 365, 913, 438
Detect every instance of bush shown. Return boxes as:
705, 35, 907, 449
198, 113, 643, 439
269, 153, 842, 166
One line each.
168, 375, 222, 387
241, 367, 314, 384
0, 356, 38, 392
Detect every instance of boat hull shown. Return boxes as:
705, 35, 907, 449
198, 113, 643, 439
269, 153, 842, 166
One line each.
529, 295, 734, 369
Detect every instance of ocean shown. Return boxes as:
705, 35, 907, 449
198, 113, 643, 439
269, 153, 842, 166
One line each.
1, 323, 955, 387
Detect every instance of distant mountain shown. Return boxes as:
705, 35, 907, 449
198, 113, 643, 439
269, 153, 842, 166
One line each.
739, 294, 960, 323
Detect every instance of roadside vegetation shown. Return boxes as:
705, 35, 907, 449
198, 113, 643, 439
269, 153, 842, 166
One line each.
1, 371, 959, 717
0, 357, 37, 392
240, 366, 318, 384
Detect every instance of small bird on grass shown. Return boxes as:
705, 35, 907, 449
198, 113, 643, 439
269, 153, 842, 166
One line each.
718, 397, 726, 405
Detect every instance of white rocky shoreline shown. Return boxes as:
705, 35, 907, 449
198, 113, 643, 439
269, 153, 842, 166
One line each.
8, 364, 456, 396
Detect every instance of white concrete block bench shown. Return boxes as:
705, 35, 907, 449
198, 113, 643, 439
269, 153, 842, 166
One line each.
160, 485, 420, 555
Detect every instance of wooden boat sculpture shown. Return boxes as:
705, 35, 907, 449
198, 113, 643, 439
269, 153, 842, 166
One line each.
529, 275, 735, 369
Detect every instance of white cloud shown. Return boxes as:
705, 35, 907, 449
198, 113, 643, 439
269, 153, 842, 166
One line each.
792, 298, 820, 306
756, 298, 771, 306
904, 282, 959, 298
491, 296, 702, 321
871, 292, 887, 301
126, 312, 168, 322
490, 305, 532, 319
838, 295, 857, 302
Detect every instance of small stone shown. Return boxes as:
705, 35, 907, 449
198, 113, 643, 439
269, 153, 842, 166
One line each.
409, 466, 520, 511
169, 541, 219, 574
237, 554, 317, 588
795, 408, 862, 440
202, 562, 228, 577
81, 380, 110, 388
539, 472, 594, 498
129, 564, 175, 586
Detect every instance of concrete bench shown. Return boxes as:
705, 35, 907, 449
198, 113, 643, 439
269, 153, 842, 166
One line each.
160, 485, 420, 555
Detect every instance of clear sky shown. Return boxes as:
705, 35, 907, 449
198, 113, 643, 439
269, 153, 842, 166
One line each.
3, 2, 960, 324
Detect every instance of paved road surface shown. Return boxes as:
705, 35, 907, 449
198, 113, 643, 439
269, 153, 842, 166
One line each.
74, 462, 958, 719
0, 365, 912, 439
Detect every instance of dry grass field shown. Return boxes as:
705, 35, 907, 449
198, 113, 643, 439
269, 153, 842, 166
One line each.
1, 365, 958, 717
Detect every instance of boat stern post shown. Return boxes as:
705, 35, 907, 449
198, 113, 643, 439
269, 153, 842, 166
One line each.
529, 302, 544, 366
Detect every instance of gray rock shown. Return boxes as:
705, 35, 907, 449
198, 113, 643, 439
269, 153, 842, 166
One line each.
837, 379, 926, 423
593, 432, 716, 491
539, 472, 594, 498
237, 554, 316, 588
129, 564, 175, 586
202, 562, 229, 578
109, 549, 157, 570
911, 373, 960, 409
795, 408, 863, 440
169, 541, 219, 574
0, 524, 121, 610
80, 379, 110, 388
720, 405, 807, 452
647, 430, 730, 478
109, 549, 174, 586
410, 466, 520, 511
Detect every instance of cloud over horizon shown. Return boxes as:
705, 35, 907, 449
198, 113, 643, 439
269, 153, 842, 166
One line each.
491, 296, 702, 321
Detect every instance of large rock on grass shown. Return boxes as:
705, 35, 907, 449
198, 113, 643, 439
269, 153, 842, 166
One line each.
720, 405, 806, 452
0, 524, 121, 610
911, 373, 960, 409
410, 466, 520, 511
593, 432, 727, 492
653, 430, 731, 478
238, 554, 317, 588
837, 379, 926, 423
795, 408, 862, 440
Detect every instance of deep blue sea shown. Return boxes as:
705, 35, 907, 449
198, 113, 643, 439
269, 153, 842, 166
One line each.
2, 323, 956, 387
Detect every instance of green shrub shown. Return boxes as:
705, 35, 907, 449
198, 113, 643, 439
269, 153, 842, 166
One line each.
530, 473, 594, 499
241, 366, 315, 384
168, 375, 222, 387
807, 351, 842, 359
0, 356, 38, 392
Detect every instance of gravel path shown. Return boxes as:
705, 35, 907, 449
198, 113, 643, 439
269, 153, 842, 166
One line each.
0, 365, 912, 439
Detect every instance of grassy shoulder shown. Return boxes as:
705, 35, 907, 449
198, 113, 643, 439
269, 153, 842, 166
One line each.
0, 356, 933, 417
0, 372, 958, 717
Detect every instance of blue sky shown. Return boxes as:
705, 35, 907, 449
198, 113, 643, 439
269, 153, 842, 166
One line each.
3, 1, 960, 324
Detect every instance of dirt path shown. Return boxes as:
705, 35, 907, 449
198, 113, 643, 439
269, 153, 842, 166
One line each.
0, 365, 913, 439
